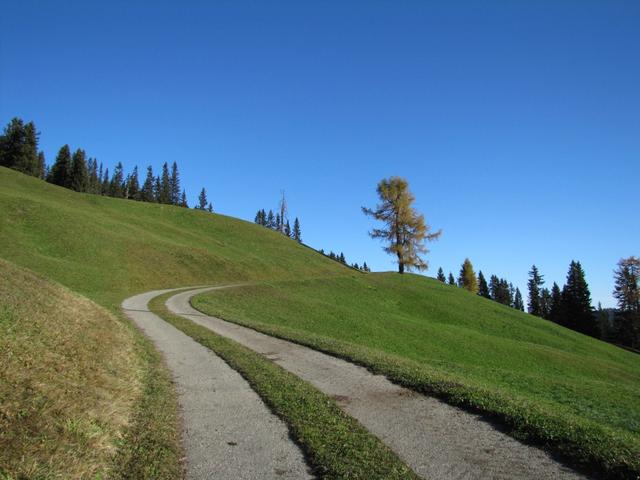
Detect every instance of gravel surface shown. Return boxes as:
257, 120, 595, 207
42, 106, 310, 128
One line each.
167, 286, 591, 480
122, 289, 313, 480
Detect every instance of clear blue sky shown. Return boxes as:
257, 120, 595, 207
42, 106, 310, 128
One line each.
1, 1, 638, 307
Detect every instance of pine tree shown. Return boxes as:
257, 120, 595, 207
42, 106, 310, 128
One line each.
436, 267, 446, 283
612, 256, 640, 348
293, 217, 302, 242
128, 166, 140, 200
549, 282, 563, 324
477, 271, 490, 298
48, 145, 73, 188
275, 213, 281, 232
561, 261, 597, 337
196, 188, 208, 210
448, 272, 456, 286
70, 148, 88, 192
169, 162, 180, 205
109, 162, 125, 197
362, 177, 441, 273
140, 166, 155, 202
339, 252, 346, 264
458, 258, 478, 293
180, 190, 188, 208
255, 210, 262, 224
207, 202, 213, 213
266, 210, 275, 229
363, 262, 369, 272
514, 288, 525, 311
527, 265, 544, 317
284, 220, 291, 237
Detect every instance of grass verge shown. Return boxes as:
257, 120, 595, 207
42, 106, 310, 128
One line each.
149, 291, 419, 480
193, 279, 640, 480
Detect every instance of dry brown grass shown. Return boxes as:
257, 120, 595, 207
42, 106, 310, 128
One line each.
0, 258, 141, 479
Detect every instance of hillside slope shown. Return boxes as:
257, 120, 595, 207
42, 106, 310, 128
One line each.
0, 258, 140, 478
2, 167, 639, 477
0, 167, 346, 308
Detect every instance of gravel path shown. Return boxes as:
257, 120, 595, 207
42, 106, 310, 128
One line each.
166, 286, 590, 480
122, 289, 313, 480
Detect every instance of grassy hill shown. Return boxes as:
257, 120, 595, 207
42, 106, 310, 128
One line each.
0, 258, 140, 478
1, 166, 639, 478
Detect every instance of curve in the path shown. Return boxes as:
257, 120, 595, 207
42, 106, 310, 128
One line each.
122, 289, 313, 480
167, 286, 591, 480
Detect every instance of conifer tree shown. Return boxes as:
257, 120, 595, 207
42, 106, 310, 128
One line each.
362, 177, 441, 273
293, 217, 302, 242
448, 272, 456, 285
540, 288, 552, 319
102, 168, 110, 195
266, 210, 275, 228
278, 190, 288, 234
561, 261, 597, 337
207, 202, 213, 213
549, 282, 563, 324
87, 158, 99, 193
48, 145, 73, 188
109, 162, 125, 197
154, 176, 162, 201
70, 148, 88, 192
363, 262, 369, 272
37, 151, 46, 179
275, 213, 281, 232
195, 188, 208, 210
437, 267, 446, 282
180, 189, 188, 208
170, 162, 180, 205
612, 256, 640, 348
458, 258, 478, 293
158, 162, 171, 204
527, 265, 544, 316
141, 166, 155, 202
0, 118, 40, 176
514, 288, 525, 311
127, 166, 140, 200
284, 220, 291, 237
339, 252, 346, 264
255, 211, 261, 224
477, 270, 490, 298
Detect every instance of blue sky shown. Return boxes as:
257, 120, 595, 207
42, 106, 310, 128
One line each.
1, 1, 638, 307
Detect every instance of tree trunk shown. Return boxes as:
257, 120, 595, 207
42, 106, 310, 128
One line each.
398, 254, 404, 274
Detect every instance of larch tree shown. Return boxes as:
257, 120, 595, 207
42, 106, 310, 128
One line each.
458, 258, 478, 293
362, 177, 441, 274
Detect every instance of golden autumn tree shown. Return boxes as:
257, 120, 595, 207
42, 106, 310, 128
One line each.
362, 177, 441, 274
